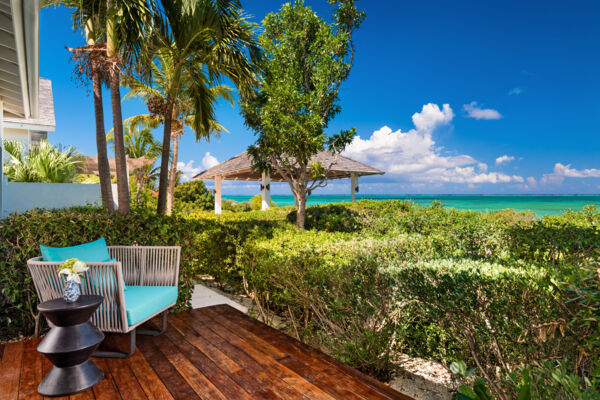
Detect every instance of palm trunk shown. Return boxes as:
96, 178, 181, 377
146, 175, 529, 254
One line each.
86, 19, 113, 212
166, 132, 179, 215
106, 1, 128, 214
109, 67, 130, 215
157, 96, 175, 214
92, 67, 113, 212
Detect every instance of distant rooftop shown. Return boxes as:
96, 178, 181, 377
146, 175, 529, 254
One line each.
194, 150, 384, 181
3, 78, 55, 129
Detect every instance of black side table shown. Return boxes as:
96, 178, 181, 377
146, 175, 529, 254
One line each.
37, 295, 105, 397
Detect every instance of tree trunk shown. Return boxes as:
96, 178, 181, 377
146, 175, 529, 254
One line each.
296, 187, 306, 229
166, 132, 179, 215
135, 170, 143, 208
157, 97, 175, 214
109, 66, 130, 215
91, 66, 114, 213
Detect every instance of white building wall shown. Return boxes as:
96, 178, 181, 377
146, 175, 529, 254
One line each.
1, 181, 119, 217
2, 127, 29, 160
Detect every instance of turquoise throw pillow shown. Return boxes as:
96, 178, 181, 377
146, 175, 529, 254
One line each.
41, 237, 110, 262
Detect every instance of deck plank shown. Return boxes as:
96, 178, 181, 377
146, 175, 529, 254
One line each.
172, 312, 310, 400
200, 307, 375, 400
190, 309, 336, 400
213, 305, 412, 400
0, 341, 25, 400
105, 347, 148, 400
92, 359, 122, 400
2, 306, 412, 400
17, 338, 43, 400
136, 336, 202, 399
164, 317, 280, 400
126, 348, 174, 400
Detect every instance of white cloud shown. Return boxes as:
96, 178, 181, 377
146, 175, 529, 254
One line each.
542, 163, 600, 185
177, 151, 219, 182
411, 103, 454, 132
177, 152, 220, 182
463, 102, 502, 120
508, 87, 523, 95
343, 103, 523, 185
495, 155, 515, 165
527, 177, 537, 187
201, 152, 219, 169
177, 160, 202, 182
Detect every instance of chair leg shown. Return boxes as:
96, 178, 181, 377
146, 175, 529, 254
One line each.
137, 311, 168, 336
93, 329, 136, 359
93, 312, 167, 358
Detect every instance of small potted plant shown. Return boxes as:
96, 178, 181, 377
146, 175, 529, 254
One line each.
57, 258, 88, 302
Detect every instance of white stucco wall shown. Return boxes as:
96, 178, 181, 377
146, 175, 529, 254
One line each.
1, 181, 118, 217
2, 127, 29, 161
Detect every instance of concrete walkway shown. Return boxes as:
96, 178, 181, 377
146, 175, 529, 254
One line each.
191, 283, 248, 313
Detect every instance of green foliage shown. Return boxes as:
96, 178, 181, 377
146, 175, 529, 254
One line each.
73, 174, 100, 183
222, 199, 252, 212
2, 199, 599, 399
173, 180, 214, 213
3, 140, 80, 183
248, 194, 277, 211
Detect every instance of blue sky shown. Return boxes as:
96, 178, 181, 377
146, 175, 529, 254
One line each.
40, 0, 600, 195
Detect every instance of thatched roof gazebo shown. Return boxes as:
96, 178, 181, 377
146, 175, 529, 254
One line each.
81, 156, 155, 175
193, 151, 384, 213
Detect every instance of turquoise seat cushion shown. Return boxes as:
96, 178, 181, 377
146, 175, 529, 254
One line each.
124, 286, 178, 326
41, 237, 110, 262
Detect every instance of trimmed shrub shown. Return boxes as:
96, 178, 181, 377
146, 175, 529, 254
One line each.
0, 207, 287, 340
173, 180, 214, 213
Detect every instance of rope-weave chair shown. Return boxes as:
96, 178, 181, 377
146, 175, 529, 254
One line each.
28, 245, 180, 358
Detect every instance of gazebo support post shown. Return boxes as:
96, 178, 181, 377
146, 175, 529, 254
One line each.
351, 173, 358, 202
261, 171, 271, 211
215, 175, 222, 214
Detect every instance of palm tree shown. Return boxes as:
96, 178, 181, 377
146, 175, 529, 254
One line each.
45, 0, 154, 214
122, 50, 233, 214
104, 0, 154, 215
107, 122, 162, 207
148, 0, 260, 214
44, 0, 114, 212
3, 140, 81, 183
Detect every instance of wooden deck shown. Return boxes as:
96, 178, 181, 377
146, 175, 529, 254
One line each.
0, 305, 412, 400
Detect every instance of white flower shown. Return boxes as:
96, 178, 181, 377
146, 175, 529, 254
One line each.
73, 261, 88, 274
58, 268, 71, 277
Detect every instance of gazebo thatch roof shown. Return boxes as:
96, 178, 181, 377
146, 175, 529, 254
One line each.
81, 155, 155, 175
193, 151, 384, 182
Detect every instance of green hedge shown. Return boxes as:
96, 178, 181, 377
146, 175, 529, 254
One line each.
1, 200, 598, 397
0, 207, 287, 340
237, 229, 579, 381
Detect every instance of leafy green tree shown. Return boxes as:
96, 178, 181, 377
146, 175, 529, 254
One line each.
147, 0, 260, 215
241, 0, 364, 229
121, 50, 232, 214
3, 140, 81, 183
173, 180, 214, 213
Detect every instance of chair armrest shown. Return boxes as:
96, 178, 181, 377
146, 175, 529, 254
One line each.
107, 246, 180, 287
27, 257, 128, 333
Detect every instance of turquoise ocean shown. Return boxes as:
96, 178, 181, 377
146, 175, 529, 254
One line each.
223, 194, 600, 217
